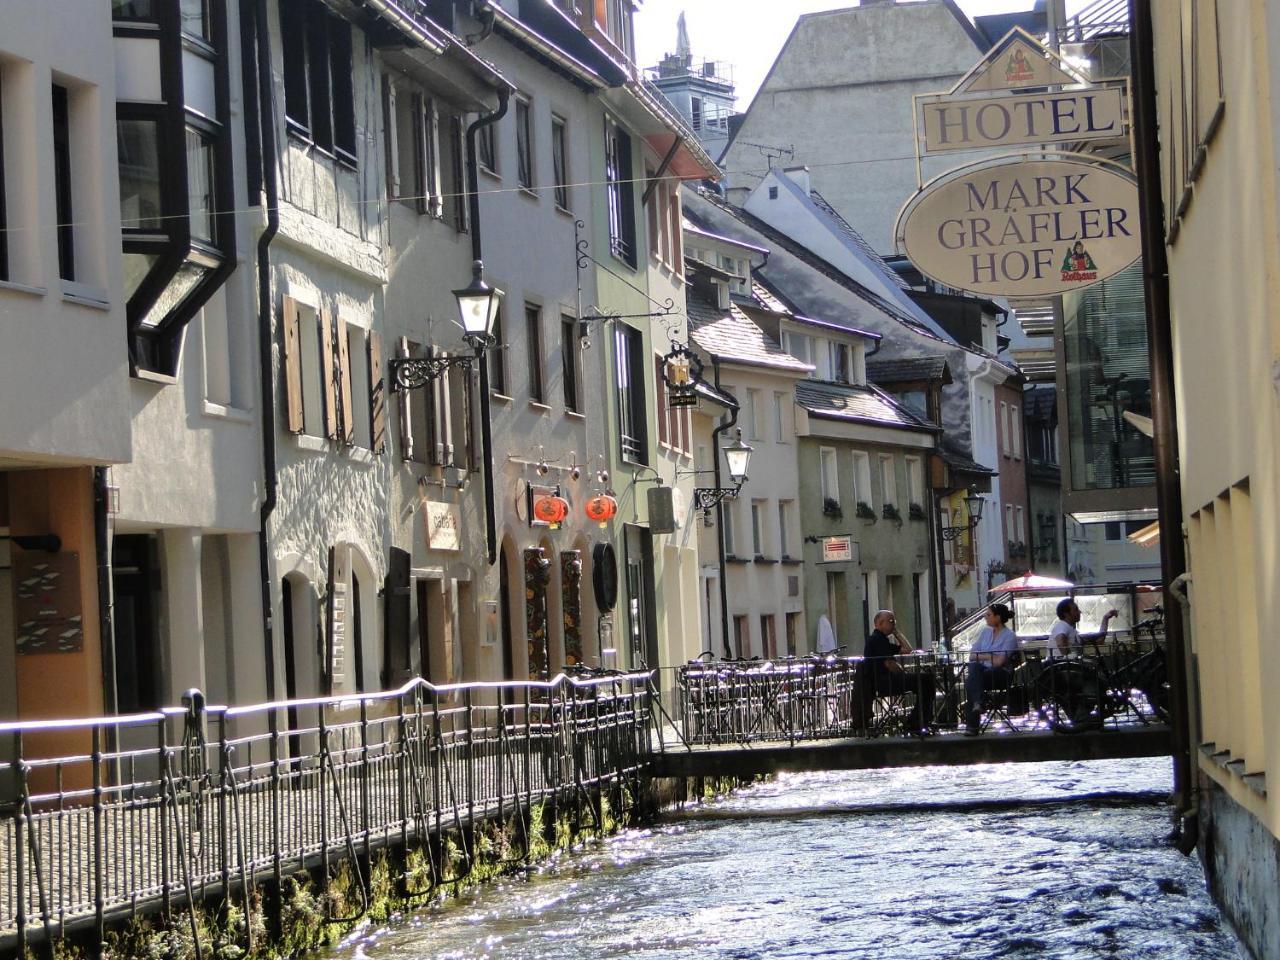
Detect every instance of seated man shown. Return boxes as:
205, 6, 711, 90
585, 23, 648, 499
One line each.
1048, 598, 1118, 659
964, 602, 1019, 736
863, 609, 935, 735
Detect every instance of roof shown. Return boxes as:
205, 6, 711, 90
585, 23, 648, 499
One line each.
687, 293, 813, 374
866, 356, 952, 386
750, 274, 882, 341
808, 189, 909, 291
683, 218, 770, 255
695, 379, 738, 409
685, 256, 738, 284
938, 440, 996, 477
795, 381, 936, 433
748, 279, 790, 315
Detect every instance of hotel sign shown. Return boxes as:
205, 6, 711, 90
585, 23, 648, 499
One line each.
919, 87, 1126, 155
897, 158, 1141, 298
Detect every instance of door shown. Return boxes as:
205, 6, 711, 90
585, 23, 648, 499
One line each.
623, 526, 658, 670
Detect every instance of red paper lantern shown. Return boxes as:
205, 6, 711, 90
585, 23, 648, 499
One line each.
585, 494, 618, 527
533, 494, 569, 527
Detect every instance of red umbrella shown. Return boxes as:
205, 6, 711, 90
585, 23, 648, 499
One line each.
988, 572, 1076, 595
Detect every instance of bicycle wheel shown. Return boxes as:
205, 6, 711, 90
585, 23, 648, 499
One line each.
1036, 660, 1104, 734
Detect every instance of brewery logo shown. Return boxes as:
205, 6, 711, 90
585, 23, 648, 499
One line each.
1060, 242, 1099, 282
1005, 48, 1036, 84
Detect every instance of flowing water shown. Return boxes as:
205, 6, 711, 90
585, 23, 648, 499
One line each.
328, 759, 1246, 960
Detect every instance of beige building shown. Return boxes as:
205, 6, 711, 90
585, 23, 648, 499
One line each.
1143, 1, 1280, 956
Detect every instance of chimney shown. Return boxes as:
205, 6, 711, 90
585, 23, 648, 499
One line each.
782, 165, 811, 196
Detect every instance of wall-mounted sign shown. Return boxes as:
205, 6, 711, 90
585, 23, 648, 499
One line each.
919, 86, 1127, 155
424, 500, 461, 551
820, 536, 856, 564
954, 33, 1080, 93
896, 157, 1141, 298
14, 552, 83, 654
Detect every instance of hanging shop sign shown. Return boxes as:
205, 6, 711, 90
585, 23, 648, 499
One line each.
423, 500, 461, 551
952, 31, 1080, 94
895, 157, 1141, 299
820, 536, 856, 564
918, 86, 1127, 155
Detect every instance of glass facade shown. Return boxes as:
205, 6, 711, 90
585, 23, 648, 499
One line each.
1061, 263, 1155, 492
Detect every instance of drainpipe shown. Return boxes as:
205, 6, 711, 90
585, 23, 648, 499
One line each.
711, 357, 738, 658
94, 467, 117, 715
253, 0, 281, 697
1130, 0, 1196, 845
465, 88, 511, 566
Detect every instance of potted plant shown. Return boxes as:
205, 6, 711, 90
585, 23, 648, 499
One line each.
855, 501, 875, 521
882, 503, 902, 523
908, 502, 926, 521
822, 497, 842, 519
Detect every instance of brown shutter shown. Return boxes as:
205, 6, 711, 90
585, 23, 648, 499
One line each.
337, 316, 355, 445
321, 309, 338, 440
428, 349, 444, 464
397, 336, 414, 461
368, 330, 386, 454
382, 75, 398, 199
463, 367, 477, 471
679, 406, 690, 456
411, 91, 427, 214
282, 296, 304, 434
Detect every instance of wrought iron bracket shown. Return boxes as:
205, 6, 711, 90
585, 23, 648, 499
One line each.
940, 523, 977, 542
693, 485, 742, 514
390, 354, 473, 393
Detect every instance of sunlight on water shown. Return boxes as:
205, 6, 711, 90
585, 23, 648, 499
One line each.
326, 759, 1246, 960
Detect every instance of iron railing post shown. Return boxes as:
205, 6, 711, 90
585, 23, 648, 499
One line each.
92, 725, 105, 957
465, 688, 476, 830
158, 717, 171, 920
268, 708, 283, 939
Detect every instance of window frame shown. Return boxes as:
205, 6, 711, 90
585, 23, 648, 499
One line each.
52, 82, 75, 281
878, 453, 898, 509
488, 304, 508, 395
525, 302, 545, 403
615, 323, 648, 465
561, 315, 581, 413
281, 0, 356, 165
604, 116, 636, 268
819, 447, 839, 503
751, 499, 766, 556
515, 95, 534, 191
0, 69, 9, 282
551, 114, 569, 210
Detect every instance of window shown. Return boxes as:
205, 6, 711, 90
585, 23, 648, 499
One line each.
690, 96, 703, 130
906, 456, 925, 508
180, 0, 210, 40
760, 615, 777, 659
604, 118, 636, 266
733, 615, 749, 658
773, 391, 787, 442
719, 253, 748, 295
515, 97, 533, 190
186, 127, 216, 244
723, 498, 736, 554
1005, 503, 1015, 543
830, 342, 850, 384
561, 316, 580, 412
488, 304, 507, 394
343, 322, 372, 449
525, 303, 544, 402
291, 302, 326, 438
878, 454, 897, 508
853, 451, 873, 507
785, 612, 800, 656
667, 182, 684, 277
0, 70, 6, 281
447, 115, 467, 230
778, 500, 792, 558
742, 389, 761, 439
383, 80, 440, 215
52, 83, 74, 281
113, 0, 157, 18
751, 500, 766, 556
281, 0, 355, 160
477, 121, 497, 174
551, 116, 569, 209
820, 447, 839, 503
117, 118, 163, 233
1016, 506, 1026, 544
615, 324, 647, 463
1010, 405, 1022, 459
1000, 401, 1011, 456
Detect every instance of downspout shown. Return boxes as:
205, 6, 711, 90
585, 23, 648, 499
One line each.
253, 0, 281, 697
94, 467, 116, 715
1130, 0, 1196, 848
711, 357, 738, 658
465, 87, 511, 566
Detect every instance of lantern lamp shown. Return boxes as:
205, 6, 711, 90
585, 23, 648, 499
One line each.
585, 494, 619, 528
453, 259, 503, 345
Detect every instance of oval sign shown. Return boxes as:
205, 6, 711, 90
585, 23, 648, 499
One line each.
897, 158, 1141, 298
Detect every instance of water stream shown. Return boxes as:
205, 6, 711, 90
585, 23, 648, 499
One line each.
328, 759, 1245, 959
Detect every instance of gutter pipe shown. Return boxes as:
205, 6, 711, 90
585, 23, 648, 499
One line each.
253, 0, 281, 699
711, 356, 738, 658
1129, 0, 1197, 849
465, 87, 511, 566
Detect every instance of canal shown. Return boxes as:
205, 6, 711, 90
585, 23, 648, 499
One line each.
328, 759, 1245, 959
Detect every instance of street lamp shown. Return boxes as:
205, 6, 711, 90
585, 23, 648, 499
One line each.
390, 260, 503, 392
941, 489, 986, 541
694, 428, 753, 514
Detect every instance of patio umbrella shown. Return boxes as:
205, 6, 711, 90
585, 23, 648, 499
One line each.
988, 572, 1076, 595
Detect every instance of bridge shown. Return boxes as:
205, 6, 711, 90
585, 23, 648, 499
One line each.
0, 638, 1170, 957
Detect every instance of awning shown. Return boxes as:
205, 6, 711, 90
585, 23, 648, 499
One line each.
1128, 521, 1161, 548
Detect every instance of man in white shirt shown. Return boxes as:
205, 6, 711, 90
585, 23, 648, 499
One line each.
1047, 598, 1118, 658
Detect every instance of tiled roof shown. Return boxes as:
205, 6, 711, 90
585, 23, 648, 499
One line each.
686, 256, 737, 283
795, 380, 936, 432
749, 279, 791, 315
938, 440, 996, 477
866, 356, 952, 386
688, 293, 814, 373
695, 379, 739, 408
809, 189, 910, 291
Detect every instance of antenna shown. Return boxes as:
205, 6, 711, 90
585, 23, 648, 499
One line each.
733, 140, 795, 169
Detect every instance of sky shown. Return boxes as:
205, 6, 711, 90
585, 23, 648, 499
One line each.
634, 1, 1067, 111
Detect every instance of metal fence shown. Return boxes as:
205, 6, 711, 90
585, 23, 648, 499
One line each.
673, 634, 1169, 747
0, 672, 653, 955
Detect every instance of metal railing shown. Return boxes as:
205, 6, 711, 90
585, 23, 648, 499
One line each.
672, 632, 1168, 747
0, 672, 653, 954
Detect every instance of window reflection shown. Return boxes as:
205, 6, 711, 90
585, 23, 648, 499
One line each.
186, 128, 215, 243
118, 119, 163, 231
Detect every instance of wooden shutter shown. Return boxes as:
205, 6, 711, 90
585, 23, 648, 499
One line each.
282, 296, 304, 434
679, 406, 691, 456
397, 336, 413, 461
411, 91, 427, 214
382, 75, 398, 199
337, 317, 355, 445
428, 349, 444, 464
382, 547, 411, 686
320, 309, 338, 440
654, 356, 668, 446
427, 98, 442, 218
368, 330, 386, 454
326, 545, 350, 696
